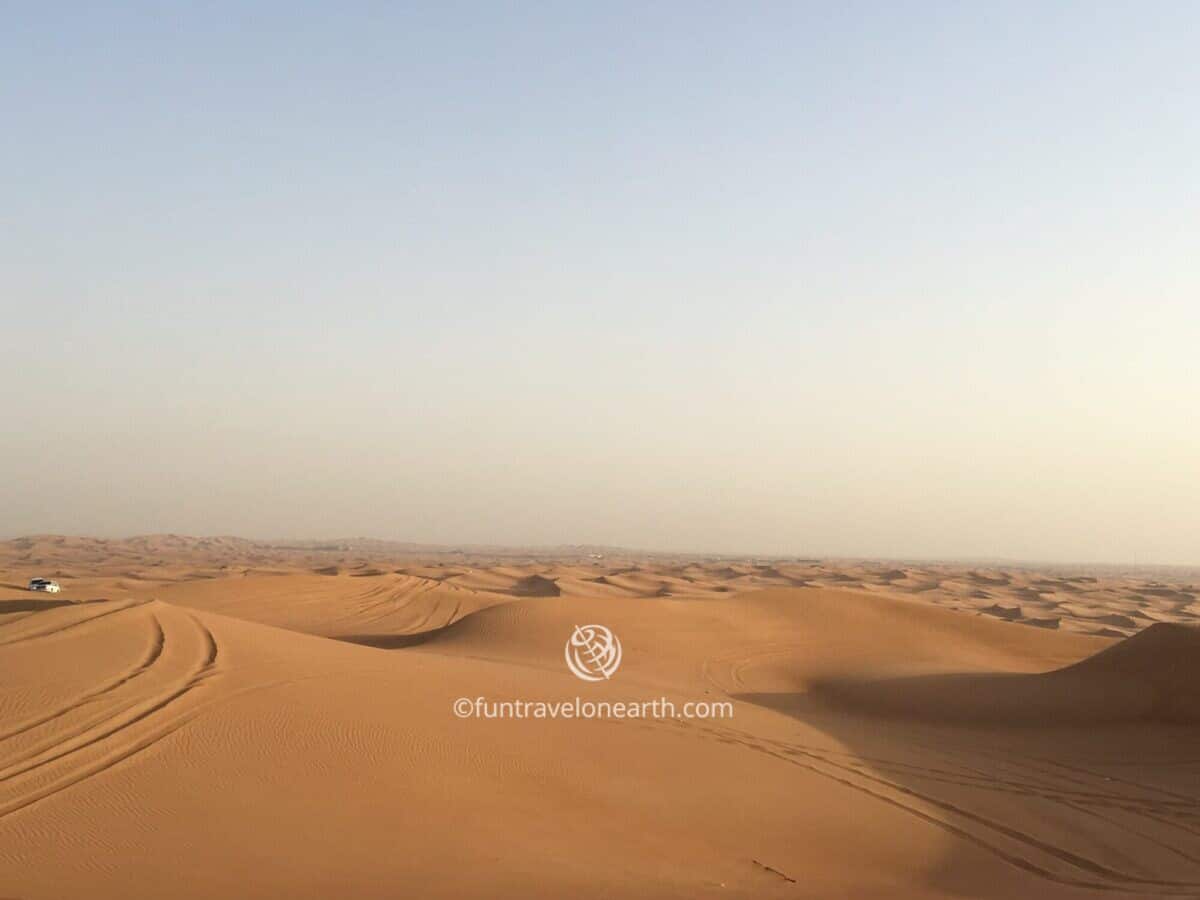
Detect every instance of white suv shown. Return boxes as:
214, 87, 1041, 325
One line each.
28, 578, 61, 593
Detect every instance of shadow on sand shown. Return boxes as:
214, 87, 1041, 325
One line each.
0, 597, 80, 614
336, 633, 432, 649
725, 625, 1200, 895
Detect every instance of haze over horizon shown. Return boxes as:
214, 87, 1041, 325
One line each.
4, 4, 1198, 565
6, 532, 1200, 573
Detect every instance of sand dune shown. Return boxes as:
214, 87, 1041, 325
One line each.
150, 570, 500, 643
815, 620, 1200, 725
2, 538, 1200, 897
5, 535, 1197, 637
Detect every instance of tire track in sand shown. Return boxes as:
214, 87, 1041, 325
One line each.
0, 612, 221, 819
0, 614, 166, 745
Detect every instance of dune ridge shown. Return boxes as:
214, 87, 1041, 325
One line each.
4, 534, 1196, 639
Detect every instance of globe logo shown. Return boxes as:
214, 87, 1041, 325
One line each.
565, 624, 622, 681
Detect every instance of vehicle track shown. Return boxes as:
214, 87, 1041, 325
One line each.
0, 614, 166, 744
695, 639, 1200, 894
677, 712, 1200, 893
0, 599, 152, 648
0, 607, 223, 820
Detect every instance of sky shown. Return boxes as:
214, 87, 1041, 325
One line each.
2, 3, 1198, 563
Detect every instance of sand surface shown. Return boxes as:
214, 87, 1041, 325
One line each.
1, 536, 1199, 898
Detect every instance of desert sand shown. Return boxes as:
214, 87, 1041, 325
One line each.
1, 535, 1199, 898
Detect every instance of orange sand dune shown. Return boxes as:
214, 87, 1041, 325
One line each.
152, 570, 502, 645
5, 535, 1198, 637
3, 566, 1200, 899
817, 620, 1200, 724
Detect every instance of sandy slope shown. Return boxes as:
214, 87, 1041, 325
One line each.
150, 570, 504, 645
1, 539, 1199, 898
3, 534, 1197, 638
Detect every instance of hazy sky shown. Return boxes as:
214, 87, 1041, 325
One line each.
3, 4, 1198, 563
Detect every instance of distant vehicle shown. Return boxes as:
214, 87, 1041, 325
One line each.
28, 578, 61, 593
